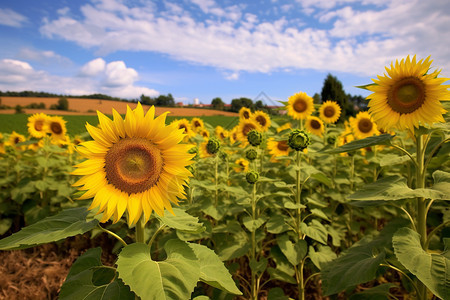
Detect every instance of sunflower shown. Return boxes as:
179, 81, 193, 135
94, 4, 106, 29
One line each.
72, 103, 194, 225
200, 129, 210, 139
319, 101, 341, 124
350, 111, 379, 139
239, 107, 252, 120
267, 138, 290, 158
172, 119, 195, 139
7, 131, 26, 150
0, 133, 4, 154
287, 92, 315, 120
229, 126, 239, 144
252, 111, 271, 131
276, 122, 292, 133
199, 140, 211, 158
47, 116, 67, 141
366, 55, 450, 131
234, 158, 249, 173
236, 120, 261, 145
215, 126, 229, 141
28, 139, 45, 151
305, 116, 325, 137
27, 113, 50, 138
191, 117, 204, 132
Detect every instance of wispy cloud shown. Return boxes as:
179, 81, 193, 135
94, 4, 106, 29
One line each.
34, 0, 450, 77
0, 8, 27, 27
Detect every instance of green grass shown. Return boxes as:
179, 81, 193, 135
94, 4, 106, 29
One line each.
0, 114, 239, 136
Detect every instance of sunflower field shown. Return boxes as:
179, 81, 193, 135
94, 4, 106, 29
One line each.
0, 55, 449, 300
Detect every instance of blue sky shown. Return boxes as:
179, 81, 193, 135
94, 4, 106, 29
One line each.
0, 0, 449, 105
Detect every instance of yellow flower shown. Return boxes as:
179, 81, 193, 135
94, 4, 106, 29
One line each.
0, 133, 4, 154
47, 116, 67, 141
276, 122, 292, 133
27, 113, 50, 138
215, 126, 229, 141
229, 126, 239, 144
191, 117, 204, 132
350, 111, 379, 139
236, 119, 261, 146
319, 101, 341, 124
305, 116, 325, 137
28, 139, 45, 151
7, 131, 26, 149
366, 55, 450, 131
199, 140, 211, 158
72, 103, 194, 226
171, 118, 195, 139
239, 107, 252, 120
267, 138, 290, 158
287, 92, 315, 120
252, 110, 271, 131
234, 158, 249, 173
200, 129, 210, 139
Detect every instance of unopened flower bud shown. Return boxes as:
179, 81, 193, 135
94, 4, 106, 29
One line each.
246, 170, 259, 184
206, 137, 220, 155
288, 129, 310, 151
245, 148, 258, 161
247, 130, 262, 146
188, 146, 199, 160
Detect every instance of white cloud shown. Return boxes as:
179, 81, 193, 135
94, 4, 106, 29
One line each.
38, 0, 450, 77
17, 48, 72, 66
80, 58, 106, 76
0, 58, 159, 98
0, 8, 27, 27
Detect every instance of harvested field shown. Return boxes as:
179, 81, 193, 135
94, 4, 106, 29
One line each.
0, 97, 238, 116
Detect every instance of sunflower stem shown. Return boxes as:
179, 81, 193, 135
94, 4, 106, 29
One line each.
296, 150, 302, 240
214, 154, 219, 207
250, 182, 258, 300
135, 216, 146, 243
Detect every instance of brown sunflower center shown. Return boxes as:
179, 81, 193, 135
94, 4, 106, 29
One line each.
34, 120, 44, 131
50, 122, 63, 134
388, 77, 425, 114
202, 131, 209, 137
358, 118, 373, 133
256, 115, 267, 127
277, 140, 289, 151
194, 121, 201, 128
243, 111, 250, 119
243, 123, 256, 136
14, 137, 20, 144
323, 106, 335, 118
293, 99, 307, 113
179, 124, 187, 133
310, 119, 322, 130
104, 138, 163, 194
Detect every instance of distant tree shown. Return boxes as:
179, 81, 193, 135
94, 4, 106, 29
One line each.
312, 93, 321, 104
140, 94, 155, 106
155, 93, 175, 107
321, 74, 351, 119
211, 97, 224, 110
15, 105, 24, 114
57, 97, 69, 111
230, 97, 254, 113
348, 94, 366, 113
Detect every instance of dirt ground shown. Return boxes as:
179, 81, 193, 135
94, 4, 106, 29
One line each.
0, 97, 238, 116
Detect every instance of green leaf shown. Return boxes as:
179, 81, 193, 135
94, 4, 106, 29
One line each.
266, 214, 290, 234
60, 248, 134, 300
157, 207, 205, 233
267, 267, 296, 284
348, 176, 446, 202
392, 227, 450, 300
267, 287, 290, 300
324, 134, 394, 154
309, 245, 337, 270
431, 170, 450, 200
188, 243, 242, 295
116, 240, 200, 300
0, 218, 12, 235
277, 235, 307, 266
300, 219, 328, 244
321, 219, 409, 296
242, 215, 268, 232
310, 208, 330, 221
349, 283, 398, 300
0, 207, 99, 250
378, 154, 411, 167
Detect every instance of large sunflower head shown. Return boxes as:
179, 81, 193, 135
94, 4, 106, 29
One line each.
27, 113, 50, 138
319, 101, 341, 124
191, 117, 204, 132
305, 116, 325, 137
72, 103, 194, 226
236, 119, 261, 145
366, 55, 450, 132
287, 92, 315, 120
47, 116, 67, 141
239, 107, 252, 120
252, 110, 271, 131
350, 111, 380, 139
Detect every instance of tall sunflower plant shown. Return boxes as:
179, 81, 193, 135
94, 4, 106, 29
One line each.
320, 55, 450, 300
0, 104, 242, 299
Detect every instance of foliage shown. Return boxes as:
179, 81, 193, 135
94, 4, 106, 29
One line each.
211, 97, 225, 110
230, 97, 254, 112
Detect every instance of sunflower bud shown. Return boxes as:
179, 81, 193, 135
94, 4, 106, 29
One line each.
188, 146, 199, 160
247, 130, 262, 146
327, 135, 337, 145
246, 170, 259, 184
206, 137, 220, 155
288, 129, 310, 151
245, 148, 258, 161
